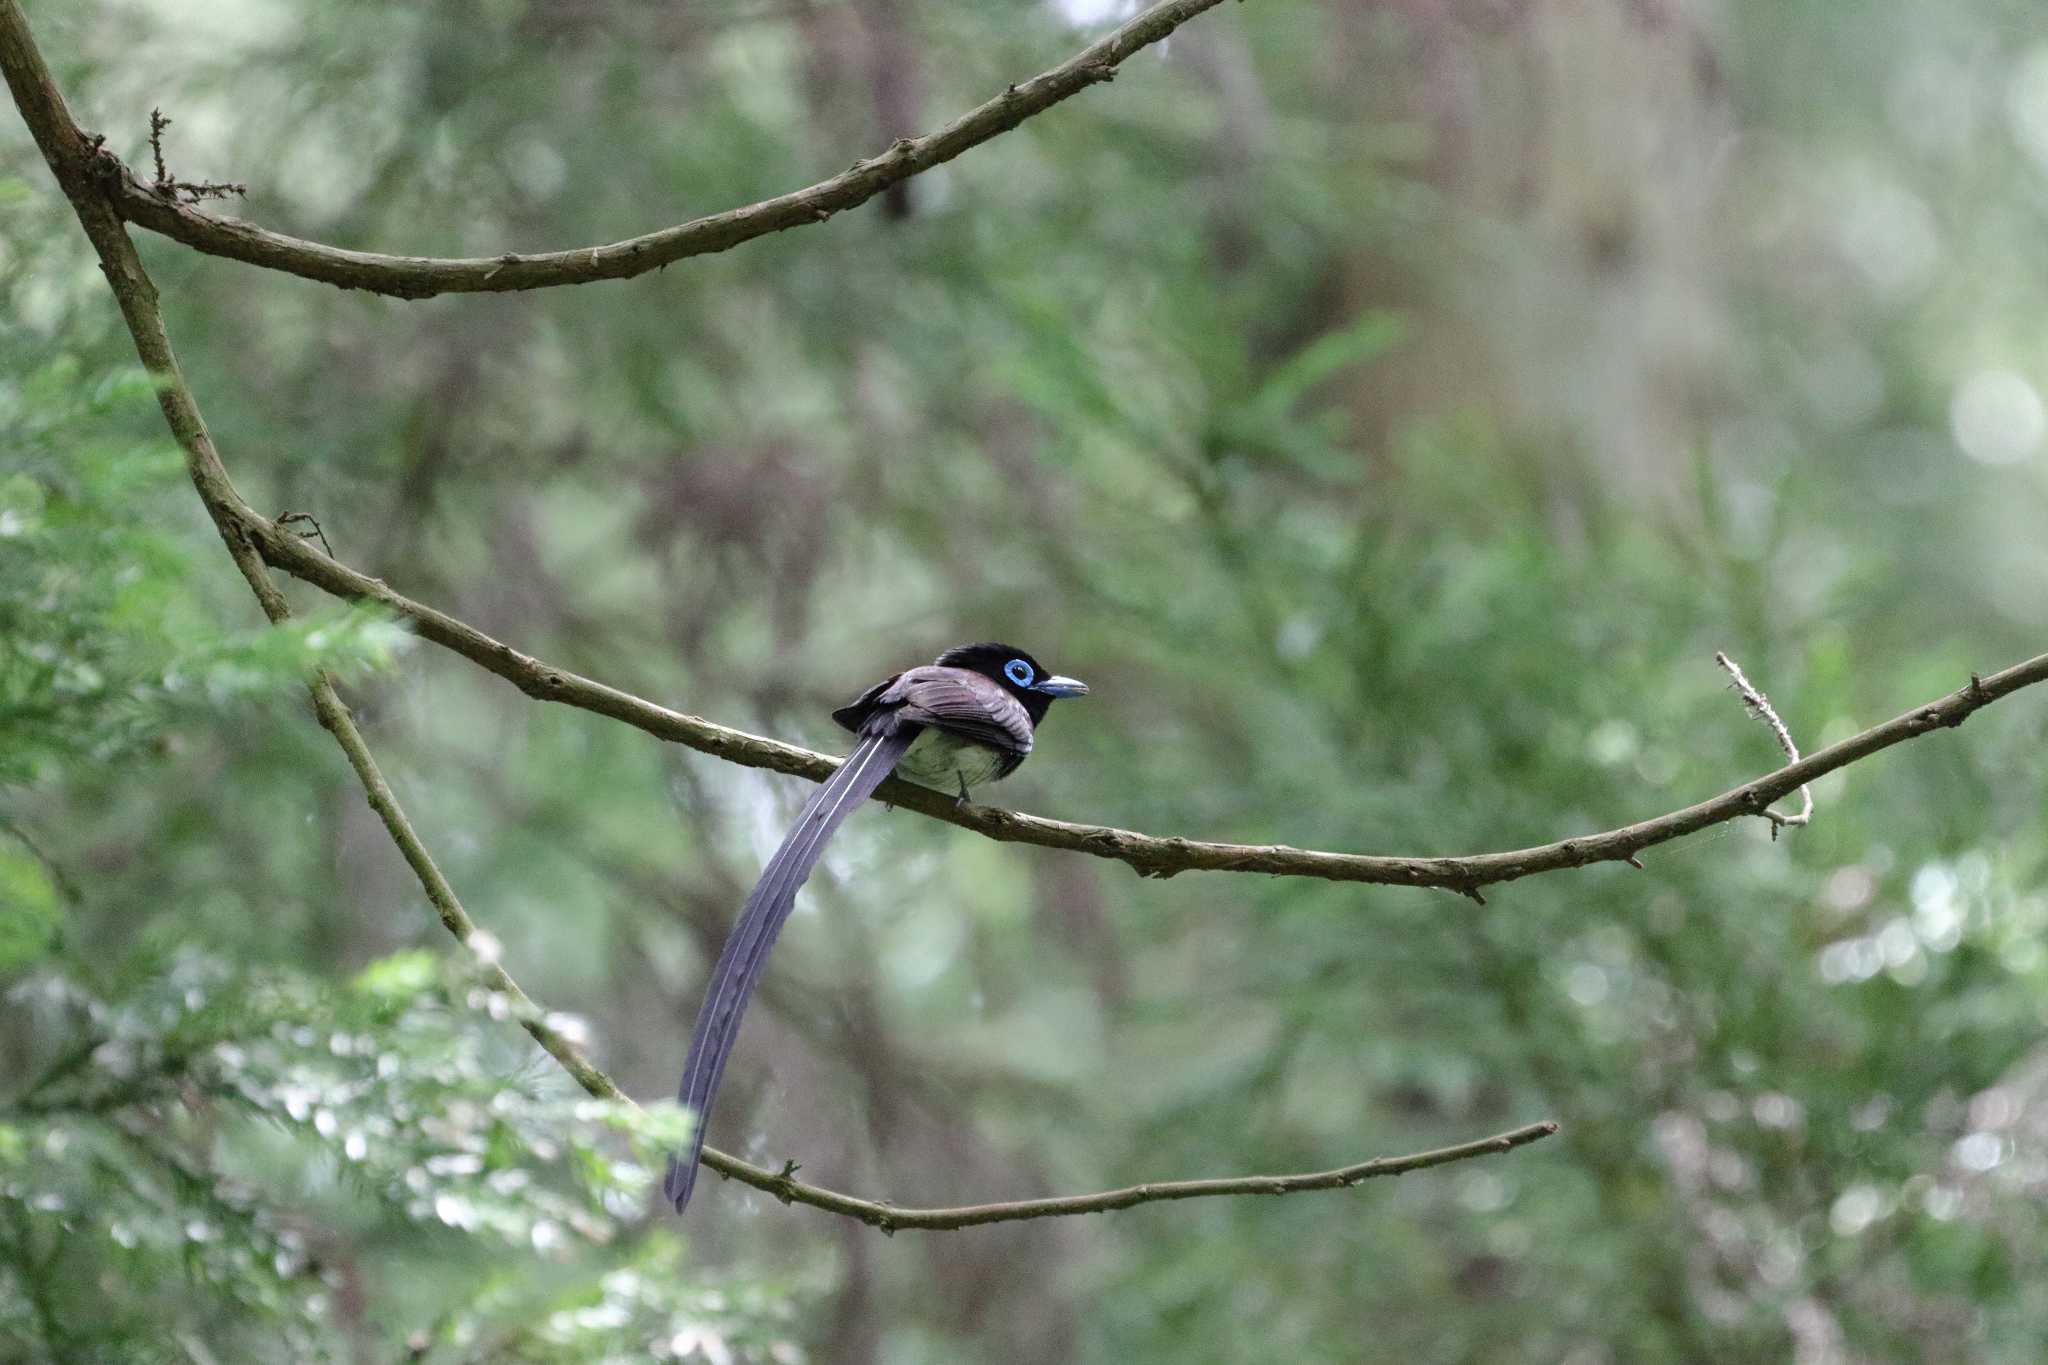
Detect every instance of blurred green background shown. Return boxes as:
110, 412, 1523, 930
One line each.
6, 0, 2048, 1360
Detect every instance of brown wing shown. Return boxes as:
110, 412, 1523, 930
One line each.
831, 673, 901, 734
879, 665, 1035, 755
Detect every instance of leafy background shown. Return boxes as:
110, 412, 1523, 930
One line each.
6, 0, 2048, 1360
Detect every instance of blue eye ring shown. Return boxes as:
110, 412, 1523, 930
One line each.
1003, 658, 1034, 688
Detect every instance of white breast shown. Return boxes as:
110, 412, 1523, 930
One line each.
893, 729, 1011, 794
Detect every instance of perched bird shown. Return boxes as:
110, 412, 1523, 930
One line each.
665, 642, 1089, 1213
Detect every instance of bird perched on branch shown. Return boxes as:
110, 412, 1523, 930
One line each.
665, 642, 1089, 1213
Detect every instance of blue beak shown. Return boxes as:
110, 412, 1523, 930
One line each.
1034, 675, 1089, 698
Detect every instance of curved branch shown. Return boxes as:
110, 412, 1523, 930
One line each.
96, 0, 1228, 299
226, 502, 2048, 897
2, 0, 1555, 1234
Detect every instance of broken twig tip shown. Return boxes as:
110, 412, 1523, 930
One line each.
1714, 651, 1814, 831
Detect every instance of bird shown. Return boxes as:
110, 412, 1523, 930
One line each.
664, 641, 1089, 1213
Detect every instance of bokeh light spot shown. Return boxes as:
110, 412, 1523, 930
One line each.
1950, 370, 2044, 465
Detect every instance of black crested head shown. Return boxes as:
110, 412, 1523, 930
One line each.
934, 641, 1089, 725
935, 641, 1041, 683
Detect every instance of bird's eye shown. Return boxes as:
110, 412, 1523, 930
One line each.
1003, 658, 1034, 688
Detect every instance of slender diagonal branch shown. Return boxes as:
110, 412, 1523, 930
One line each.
3, 0, 1552, 1233
94, 0, 1228, 298
0, 0, 621, 1121
214, 502, 2048, 897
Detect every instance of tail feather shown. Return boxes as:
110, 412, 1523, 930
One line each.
665, 728, 915, 1213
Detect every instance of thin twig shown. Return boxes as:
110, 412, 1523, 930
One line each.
274, 509, 333, 557
147, 106, 167, 189
145, 105, 245, 203
94, 0, 1229, 298
1713, 651, 1812, 834
1, 0, 1553, 1232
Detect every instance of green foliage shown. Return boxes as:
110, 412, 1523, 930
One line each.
1, 951, 803, 1362
0, 839, 60, 970
6, 0, 2048, 1361
0, 358, 408, 784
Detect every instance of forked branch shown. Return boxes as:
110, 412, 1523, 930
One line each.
25, 0, 2028, 901
225, 507, 2048, 899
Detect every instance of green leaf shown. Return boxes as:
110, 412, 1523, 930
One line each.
0, 841, 62, 969
353, 949, 439, 1000
1252, 309, 1405, 417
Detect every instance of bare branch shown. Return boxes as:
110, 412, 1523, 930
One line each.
2, 0, 1556, 1233
227, 505, 2048, 896
0, 78, 1982, 913
710, 1120, 1560, 1233
1714, 651, 1812, 832
92, 0, 1230, 298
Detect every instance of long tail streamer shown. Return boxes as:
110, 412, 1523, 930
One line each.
665, 727, 916, 1212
